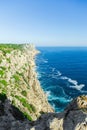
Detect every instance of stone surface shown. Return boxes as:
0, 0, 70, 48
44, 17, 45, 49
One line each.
0, 95, 87, 130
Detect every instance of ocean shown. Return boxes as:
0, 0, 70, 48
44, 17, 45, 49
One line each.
35, 47, 87, 112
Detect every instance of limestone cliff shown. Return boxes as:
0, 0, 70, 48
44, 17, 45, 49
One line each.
0, 44, 53, 121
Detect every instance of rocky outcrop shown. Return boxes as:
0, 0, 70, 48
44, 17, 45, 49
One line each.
0, 95, 87, 130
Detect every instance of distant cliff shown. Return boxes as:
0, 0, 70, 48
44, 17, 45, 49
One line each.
0, 44, 87, 130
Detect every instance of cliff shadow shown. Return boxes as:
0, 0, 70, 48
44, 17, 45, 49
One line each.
0, 93, 27, 121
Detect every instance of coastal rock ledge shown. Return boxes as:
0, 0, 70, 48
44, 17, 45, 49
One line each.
0, 95, 87, 130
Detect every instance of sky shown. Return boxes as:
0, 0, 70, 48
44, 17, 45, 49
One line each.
0, 0, 87, 46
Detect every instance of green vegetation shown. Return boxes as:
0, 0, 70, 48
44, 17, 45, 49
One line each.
0, 44, 23, 55
0, 66, 6, 70
21, 90, 27, 97
0, 44, 23, 51
0, 70, 5, 77
29, 104, 36, 112
0, 44, 38, 121
17, 72, 30, 89
0, 80, 8, 86
13, 74, 20, 82
23, 112, 33, 121
1, 88, 7, 94
7, 58, 11, 63
15, 95, 36, 113
0, 66, 6, 77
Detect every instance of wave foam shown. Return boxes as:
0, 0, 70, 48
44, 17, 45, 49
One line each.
36, 72, 41, 78
43, 60, 48, 63
68, 78, 78, 85
52, 68, 55, 72
46, 91, 51, 98
57, 71, 62, 76
70, 84, 85, 91
61, 76, 85, 91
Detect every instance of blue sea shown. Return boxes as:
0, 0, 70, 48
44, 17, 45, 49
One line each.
35, 47, 87, 112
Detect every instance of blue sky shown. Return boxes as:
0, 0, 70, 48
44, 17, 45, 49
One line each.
0, 0, 87, 46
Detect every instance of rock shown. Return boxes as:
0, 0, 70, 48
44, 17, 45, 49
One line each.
0, 44, 53, 121
0, 79, 87, 130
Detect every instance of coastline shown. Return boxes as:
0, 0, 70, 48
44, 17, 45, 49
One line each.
0, 44, 87, 129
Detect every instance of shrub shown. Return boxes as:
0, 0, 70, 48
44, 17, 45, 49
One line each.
29, 104, 36, 112
21, 90, 27, 97
23, 112, 32, 121
13, 74, 20, 82
0, 80, 8, 86
0, 70, 4, 77
15, 95, 34, 113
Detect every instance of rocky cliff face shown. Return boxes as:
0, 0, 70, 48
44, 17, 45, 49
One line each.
0, 95, 87, 130
0, 44, 53, 121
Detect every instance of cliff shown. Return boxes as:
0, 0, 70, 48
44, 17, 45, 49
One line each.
0, 44, 53, 121
0, 44, 87, 130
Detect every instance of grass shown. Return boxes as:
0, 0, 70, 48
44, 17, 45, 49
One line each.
23, 112, 33, 121
15, 95, 36, 113
0, 44, 23, 55
0, 66, 6, 70
0, 44, 35, 121
0, 70, 5, 77
21, 90, 27, 97
29, 104, 36, 112
0, 80, 8, 86
16, 72, 30, 89
0, 67, 6, 77
6, 58, 11, 63
13, 74, 20, 82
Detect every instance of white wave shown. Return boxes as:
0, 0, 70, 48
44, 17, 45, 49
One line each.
37, 57, 48, 63
36, 72, 41, 78
80, 90, 87, 93
52, 68, 55, 72
57, 71, 62, 76
61, 76, 68, 80
70, 84, 85, 91
68, 78, 78, 85
49, 69, 62, 79
52, 103, 56, 110
68, 78, 85, 90
41, 58, 48, 63
49, 96, 72, 102
46, 91, 51, 97
43, 60, 48, 63
61, 76, 85, 91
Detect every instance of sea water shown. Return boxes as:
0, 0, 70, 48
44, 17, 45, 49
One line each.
35, 47, 87, 112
